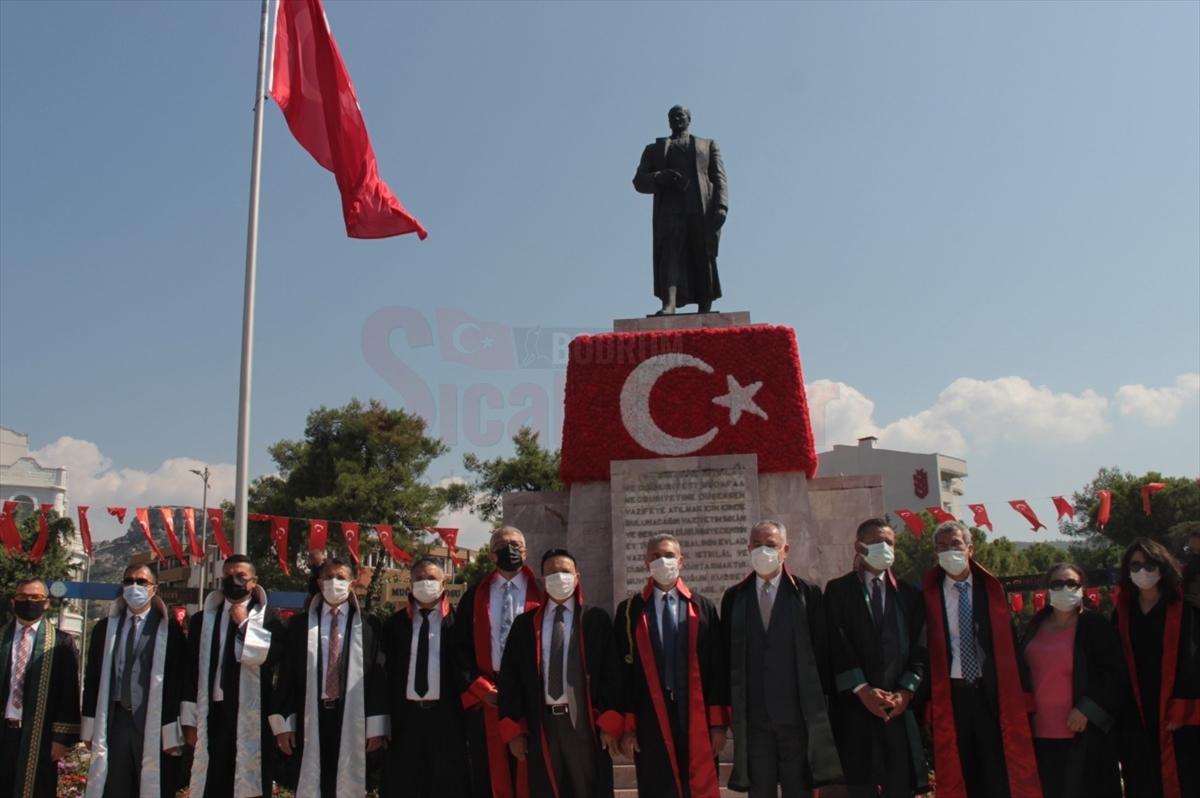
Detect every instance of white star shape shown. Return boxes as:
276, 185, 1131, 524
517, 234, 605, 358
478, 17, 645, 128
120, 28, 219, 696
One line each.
712, 374, 768, 425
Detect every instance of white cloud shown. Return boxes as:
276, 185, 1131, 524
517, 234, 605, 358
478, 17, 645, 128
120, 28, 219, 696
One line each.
1115, 373, 1200, 426
808, 376, 1109, 455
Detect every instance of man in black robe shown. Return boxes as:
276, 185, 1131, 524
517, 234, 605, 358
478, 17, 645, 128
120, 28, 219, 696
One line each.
498, 548, 623, 797
82, 562, 192, 798
721, 520, 842, 797
634, 105, 728, 315
825, 518, 928, 798
382, 557, 468, 798
270, 558, 389, 798
1, 578, 80, 798
182, 554, 285, 798
614, 534, 728, 798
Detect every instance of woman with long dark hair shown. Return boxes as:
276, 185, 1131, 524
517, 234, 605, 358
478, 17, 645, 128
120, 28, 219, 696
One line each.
1112, 537, 1200, 798
1018, 563, 1125, 798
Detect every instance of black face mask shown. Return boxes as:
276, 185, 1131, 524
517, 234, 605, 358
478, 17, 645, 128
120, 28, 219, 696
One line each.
13, 602, 45, 622
222, 575, 251, 601
495, 543, 524, 572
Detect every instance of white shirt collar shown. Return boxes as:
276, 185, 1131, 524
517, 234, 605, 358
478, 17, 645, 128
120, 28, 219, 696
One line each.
756, 573, 778, 591
14, 619, 40, 635
944, 571, 973, 591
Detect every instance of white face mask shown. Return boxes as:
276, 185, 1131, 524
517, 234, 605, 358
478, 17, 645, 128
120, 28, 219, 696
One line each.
937, 549, 969, 577
863, 541, 895, 572
1048, 587, 1083, 611
1130, 569, 1160, 590
751, 545, 781, 577
544, 572, 577, 602
411, 579, 442, 605
123, 584, 151, 609
322, 577, 351, 606
649, 556, 679, 586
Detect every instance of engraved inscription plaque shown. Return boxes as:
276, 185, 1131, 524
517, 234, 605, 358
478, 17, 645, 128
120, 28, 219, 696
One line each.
611, 454, 760, 604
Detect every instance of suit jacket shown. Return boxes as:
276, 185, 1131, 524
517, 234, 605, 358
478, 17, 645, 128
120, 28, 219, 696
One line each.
633, 135, 728, 258
383, 594, 464, 722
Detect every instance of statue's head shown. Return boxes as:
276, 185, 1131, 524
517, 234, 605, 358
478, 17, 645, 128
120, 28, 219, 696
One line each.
668, 105, 691, 135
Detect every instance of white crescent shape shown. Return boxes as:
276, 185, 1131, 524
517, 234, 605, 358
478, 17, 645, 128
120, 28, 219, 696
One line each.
451, 323, 481, 356
619, 353, 719, 456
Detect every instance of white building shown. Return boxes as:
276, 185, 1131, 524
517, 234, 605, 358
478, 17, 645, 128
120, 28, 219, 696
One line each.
818, 437, 968, 522
0, 426, 86, 636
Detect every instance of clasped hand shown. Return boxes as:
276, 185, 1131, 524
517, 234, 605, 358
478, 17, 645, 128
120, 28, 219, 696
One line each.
857, 686, 911, 721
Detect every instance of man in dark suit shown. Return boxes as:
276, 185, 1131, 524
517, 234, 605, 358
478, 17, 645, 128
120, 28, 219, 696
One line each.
922, 520, 1039, 798
498, 548, 624, 798
82, 561, 191, 798
382, 557, 468, 797
825, 518, 928, 798
722, 520, 842, 798
270, 557, 388, 798
1, 578, 80, 798
182, 554, 285, 798
633, 104, 728, 315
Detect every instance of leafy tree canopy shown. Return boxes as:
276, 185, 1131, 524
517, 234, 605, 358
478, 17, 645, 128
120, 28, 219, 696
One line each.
0, 509, 78, 626
459, 427, 562, 525
1062, 467, 1200, 548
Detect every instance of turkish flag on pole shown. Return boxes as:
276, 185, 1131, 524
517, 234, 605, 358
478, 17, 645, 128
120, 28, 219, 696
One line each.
1141, 482, 1166, 516
376, 525, 413, 564
106, 506, 127, 524
1009, 499, 1047, 532
342, 522, 361, 565
159, 507, 187, 564
968, 503, 993, 532
135, 507, 168, 564
30, 505, 52, 564
1096, 490, 1112, 528
77, 505, 94, 558
271, 0, 427, 240
1009, 593, 1024, 613
894, 509, 926, 539
270, 517, 291, 575
206, 508, 233, 558
926, 507, 956, 524
0, 501, 23, 556
309, 519, 329, 552
1051, 496, 1075, 521
1032, 591, 1047, 612
182, 508, 203, 561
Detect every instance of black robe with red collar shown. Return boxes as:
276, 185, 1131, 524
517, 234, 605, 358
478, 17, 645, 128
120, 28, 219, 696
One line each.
614, 579, 729, 798
496, 592, 623, 798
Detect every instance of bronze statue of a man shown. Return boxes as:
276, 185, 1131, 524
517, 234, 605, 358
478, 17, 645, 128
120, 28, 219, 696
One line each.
633, 105, 728, 315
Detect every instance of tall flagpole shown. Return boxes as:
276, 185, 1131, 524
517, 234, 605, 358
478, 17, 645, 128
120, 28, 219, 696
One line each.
235, 0, 273, 555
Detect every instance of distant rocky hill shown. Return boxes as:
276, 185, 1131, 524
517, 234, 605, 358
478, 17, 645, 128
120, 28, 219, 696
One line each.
90, 511, 195, 583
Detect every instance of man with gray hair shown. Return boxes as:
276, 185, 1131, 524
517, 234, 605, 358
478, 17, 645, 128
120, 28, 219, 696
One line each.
613, 534, 729, 797
722, 520, 842, 796
922, 520, 1038, 798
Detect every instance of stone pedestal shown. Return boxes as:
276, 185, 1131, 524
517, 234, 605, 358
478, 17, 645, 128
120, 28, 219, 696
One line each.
612, 311, 752, 333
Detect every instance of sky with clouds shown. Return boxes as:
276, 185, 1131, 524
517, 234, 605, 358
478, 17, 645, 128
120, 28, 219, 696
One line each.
2, 1, 1197, 550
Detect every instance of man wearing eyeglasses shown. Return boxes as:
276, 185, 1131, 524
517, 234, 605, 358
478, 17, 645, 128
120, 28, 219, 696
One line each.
1, 578, 81, 798
82, 563, 192, 798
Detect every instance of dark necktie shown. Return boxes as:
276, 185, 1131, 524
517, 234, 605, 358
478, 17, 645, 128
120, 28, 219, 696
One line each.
219, 615, 238, 698
548, 604, 565, 700
120, 615, 140, 711
661, 593, 678, 697
415, 608, 432, 698
957, 582, 980, 681
871, 577, 884, 628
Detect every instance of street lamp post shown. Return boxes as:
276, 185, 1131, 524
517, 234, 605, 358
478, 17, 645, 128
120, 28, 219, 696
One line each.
190, 467, 212, 607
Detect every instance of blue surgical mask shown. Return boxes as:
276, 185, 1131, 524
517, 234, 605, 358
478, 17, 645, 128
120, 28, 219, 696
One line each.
123, 584, 151, 609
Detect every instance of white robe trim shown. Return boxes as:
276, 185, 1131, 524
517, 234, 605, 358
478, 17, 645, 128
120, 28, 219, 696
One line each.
296, 594, 369, 798
83, 596, 173, 798
188, 587, 271, 798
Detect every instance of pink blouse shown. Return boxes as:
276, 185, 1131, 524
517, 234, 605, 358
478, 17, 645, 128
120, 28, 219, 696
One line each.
1025, 620, 1077, 739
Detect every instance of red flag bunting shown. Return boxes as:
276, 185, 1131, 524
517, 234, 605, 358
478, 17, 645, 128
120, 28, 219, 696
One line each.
1032, 590, 1046, 611
968, 503, 993, 531
173, 606, 188, 627
1084, 588, 1101, 609
1009, 592, 1024, 613
1096, 489, 1112, 528
0, 501, 23, 556
1008, 499, 1046, 532
30, 504, 52, 564
309, 519, 328, 552
375, 525, 412, 563
271, 0, 427, 240
1141, 482, 1166, 516
182, 507, 202, 561
894, 509, 926, 539
926, 507, 956, 524
248, 513, 270, 523
134, 507, 168, 564
106, 506, 127, 524
429, 526, 462, 566
206, 508, 232, 558
159, 506, 187, 564
77, 505, 93, 558
270, 516, 291, 575
342, 522, 361, 565
1051, 496, 1075, 521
